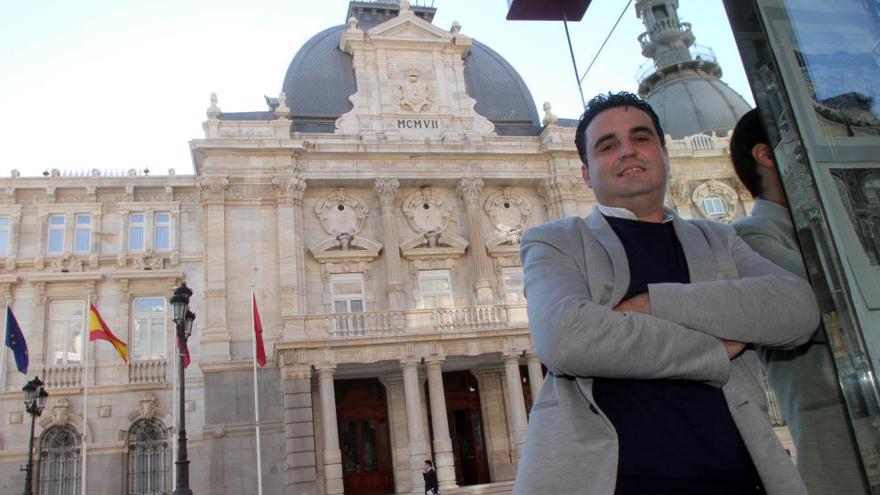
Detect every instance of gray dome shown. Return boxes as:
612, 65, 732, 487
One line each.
646, 72, 752, 138
281, 25, 540, 135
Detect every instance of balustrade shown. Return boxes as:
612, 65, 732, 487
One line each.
128, 359, 167, 384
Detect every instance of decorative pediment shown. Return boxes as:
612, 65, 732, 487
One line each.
368, 16, 454, 43
310, 235, 383, 264
401, 232, 468, 261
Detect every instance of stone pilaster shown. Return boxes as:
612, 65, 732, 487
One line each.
281, 364, 318, 494
424, 358, 456, 490
199, 176, 231, 360
316, 365, 344, 495
375, 178, 406, 310
538, 176, 581, 220
525, 352, 544, 403
273, 175, 308, 316
401, 359, 428, 495
457, 178, 494, 304
502, 352, 528, 461
379, 372, 412, 493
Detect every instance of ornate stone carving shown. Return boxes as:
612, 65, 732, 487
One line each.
272, 175, 307, 202
691, 179, 738, 223
48, 255, 84, 273
457, 178, 484, 206
542, 101, 558, 127
390, 65, 436, 113
668, 178, 691, 208
207, 92, 221, 119
402, 187, 450, 234
314, 188, 369, 237
374, 178, 400, 207
199, 177, 229, 198
275, 92, 291, 119
484, 189, 530, 244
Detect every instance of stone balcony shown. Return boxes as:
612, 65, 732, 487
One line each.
300, 303, 528, 340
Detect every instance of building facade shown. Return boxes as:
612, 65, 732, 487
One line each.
0, 2, 768, 494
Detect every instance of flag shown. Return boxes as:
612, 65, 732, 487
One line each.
88, 304, 128, 363
177, 335, 191, 368
253, 295, 267, 367
5, 306, 28, 374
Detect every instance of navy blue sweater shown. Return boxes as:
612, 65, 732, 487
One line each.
592, 216, 764, 494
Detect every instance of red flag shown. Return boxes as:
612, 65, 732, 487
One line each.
177, 335, 191, 368
253, 294, 267, 367
89, 304, 128, 363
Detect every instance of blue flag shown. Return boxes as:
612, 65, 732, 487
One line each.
5, 306, 28, 374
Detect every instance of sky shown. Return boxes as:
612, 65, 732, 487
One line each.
0, 0, 753, 178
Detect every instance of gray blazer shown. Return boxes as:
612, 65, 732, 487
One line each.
513, 208, 818, 495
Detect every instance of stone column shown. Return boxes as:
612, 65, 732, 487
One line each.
273, 175, 308, 316
199, 176, 231, 360
282, 364, 318, 494
457, 178, 494, 305
316, 365, 344, 495
375, 178, 406, 310
401, 359, 428, 495
424, 358, 456, 490
525, 352, 544, 403
502, 352, 528, 460
3, 210, 21, 270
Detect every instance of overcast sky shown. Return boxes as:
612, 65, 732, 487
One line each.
0, 0, 752, 177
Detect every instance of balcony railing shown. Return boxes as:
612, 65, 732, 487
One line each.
303, 304, 527, 340
432, 305, 508, 332
635, 44, 718, 83
129, 358, 167, 384
43, 364, 83, 389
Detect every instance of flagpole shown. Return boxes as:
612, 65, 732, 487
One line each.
251, 284, 264, 495
81, 301, 90, 495
171, 333, 178, 490
2, 300, 9, 392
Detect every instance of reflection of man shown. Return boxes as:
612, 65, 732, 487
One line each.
731, 109, 866, 495
513, 92, 818, 494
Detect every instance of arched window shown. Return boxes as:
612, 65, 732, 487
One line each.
702, 195, 727, 216
39, 425, 82, 495
127, 419, 169, 495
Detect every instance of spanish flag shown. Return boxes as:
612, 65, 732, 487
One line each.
89, 304, 128, 363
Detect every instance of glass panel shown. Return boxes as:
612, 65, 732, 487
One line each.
0, 230, 8, 255
334, 301, 348, 314
150, 319, 165, 358
48, 228, 64, 253
51, 322, 66, 365
342, 422, 359, 474
154, 226, 169, 250
49, 215, 65, 225
361, 420, 378, 473
133, 318, 149, 361
332, 280, 363, 296
134, 298, 164, 314
154, 213, 169, 223
68, 320, 83, 364
130, 214, 144, 223
0, 217, 9, 226
349, 299, 364, 312
75, 215, 90, 225
74, 227, 90, 252
129, 226, 144, 251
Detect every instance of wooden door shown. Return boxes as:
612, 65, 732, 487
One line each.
336, 378, 394, 495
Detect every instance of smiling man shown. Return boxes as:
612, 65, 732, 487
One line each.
513, 92, 818, 495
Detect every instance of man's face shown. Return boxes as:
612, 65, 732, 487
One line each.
581, 106, 669, 210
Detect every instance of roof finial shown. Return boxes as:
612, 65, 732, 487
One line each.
276, 91, 291, 119
347, 15, 358, 30
450, 21, 461, 35
542, 101, 558, 127
399, 0, 411, 13
207, 92, 221, 118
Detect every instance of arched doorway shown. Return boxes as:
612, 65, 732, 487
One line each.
428, 370, 490, 486
335, 378, 394, 495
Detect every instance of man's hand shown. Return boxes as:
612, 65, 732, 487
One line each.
723, 340, 746, 359
613, 293, 651, 314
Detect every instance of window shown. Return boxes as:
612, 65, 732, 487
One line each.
132, 298, 166, 360
502, 267, 525, 303
0, 216, 9, 255
129, 214, 145, 251
47, 215, 65, 254
331, 274, 365, 313
702, 196, 727, 216
39, 425, 82, 495
127, 419, 169, 495
73, 215, 91, 253
154, 213, 170, 251
49, 300, 85, 365
418, 270, 453, 308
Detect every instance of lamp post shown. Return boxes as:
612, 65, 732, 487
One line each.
170, 282, 195, 495
22, 376, 48, 495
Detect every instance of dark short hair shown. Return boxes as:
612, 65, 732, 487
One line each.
424, 459, 433, 467
730, 108, 769, 198
574, 91, 666, 166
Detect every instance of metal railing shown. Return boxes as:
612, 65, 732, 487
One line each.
635, 44, 718, 84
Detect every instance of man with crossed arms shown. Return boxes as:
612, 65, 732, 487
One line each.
513, 92, 817, 494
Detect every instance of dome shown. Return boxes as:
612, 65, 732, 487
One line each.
280, 25, 541, 135
645, 72, 752, 138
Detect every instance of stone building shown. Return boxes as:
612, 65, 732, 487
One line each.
0, 1, 767, 494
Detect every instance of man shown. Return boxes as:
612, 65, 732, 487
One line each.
513, 92, 818, 494
423, 459, 439, 495
731, 108, 866, 495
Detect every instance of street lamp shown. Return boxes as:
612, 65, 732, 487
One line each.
22, 376, 48, 495
170, 283, 194, 495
